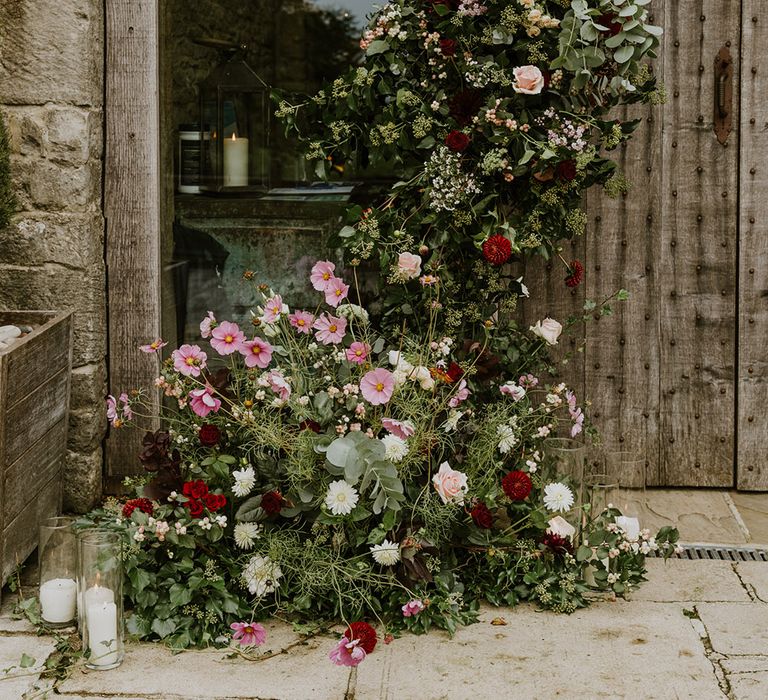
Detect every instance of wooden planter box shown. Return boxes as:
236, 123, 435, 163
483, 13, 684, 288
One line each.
0, 311, 73, 585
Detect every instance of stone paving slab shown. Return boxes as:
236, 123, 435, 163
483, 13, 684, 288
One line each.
697, 603, 768, 656
354, 602, 721, 700
735, 562, 768, 602
0, 635, 57, 700
57, 619, 351, 700
731, 493, 768, 545
632, 559, 750, 602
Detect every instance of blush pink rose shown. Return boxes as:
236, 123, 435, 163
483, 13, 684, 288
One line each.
513, 65, 544, 95
397, 252, 422, 280
432, 461, 468, 505
529, 317, 562, 345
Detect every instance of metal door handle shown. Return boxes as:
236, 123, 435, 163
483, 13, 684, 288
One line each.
714, 45, 732, 144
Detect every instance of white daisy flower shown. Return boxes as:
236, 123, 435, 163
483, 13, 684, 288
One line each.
496, 424, 518, 454
381, 434, 408, 463
232, 466, 256, 498
370, 539, 401, 566
324, 480, 359, 516
543, 482, 574, 513
242, 554, 282, 597
234, 522, 262, 549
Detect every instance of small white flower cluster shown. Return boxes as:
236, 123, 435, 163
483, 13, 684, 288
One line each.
429, 336, 453, 356
458, 0, 488, 17
359, 3, 405, 51
198, 515, 227, 531
524, 450, 542, 473
464, 58, 499, 89
425, 146, 481, 212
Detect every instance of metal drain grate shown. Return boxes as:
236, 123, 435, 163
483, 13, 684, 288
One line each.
652, 544, 768, 562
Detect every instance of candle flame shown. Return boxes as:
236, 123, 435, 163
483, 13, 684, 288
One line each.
94, 571, 101, 588
231, 133, 237, 141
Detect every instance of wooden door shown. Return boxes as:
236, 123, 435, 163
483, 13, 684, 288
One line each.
535, 0, 768, 489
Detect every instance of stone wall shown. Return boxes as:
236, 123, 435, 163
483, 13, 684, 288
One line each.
0, 0, 106, 512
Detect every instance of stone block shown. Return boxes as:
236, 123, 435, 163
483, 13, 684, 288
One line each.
18, 158, 100, 212
63, 447, 102, 513
697, 603, 768, 656
0, 0, 103, 106
68, 406, 106, 453
0, 213, 104, 269
633, 559, 750, 603
69, 362, 107, 411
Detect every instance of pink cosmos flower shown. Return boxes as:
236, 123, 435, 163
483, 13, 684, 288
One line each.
106, 393, 133, 428
566, 390, 584, 437
311, 260, 337, 292
324, 277, 349, 308
313, 313, 347, 345
172, 344, 208, 377
419, 274, 439, 286
200, 311, 217, 339
289, 310, 314, 334
188, 385, 221, 418
382, 417, 415, 440
448, 379, 470, 408
519, 373, 539, 389
239, 337, 273, 369
328, 637, 366, 667
262, 295, 285, 324
210, 321, 245, 356
230, 621, 267, 647
401, 599, 425, 617
360, 368, 395, 406
265, 369, 291, 401
345, 341, 370, 365
139, 338, 168, 354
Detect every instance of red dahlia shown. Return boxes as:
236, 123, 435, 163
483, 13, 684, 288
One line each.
344, 621, 377, 654
555, 159, 577, 181
261, 491, 284, 515
183, 479, 209, 500
122, 498, 154, 519
198, 424, 221, 447
565, 260, 584, 288
446, 362, 464, 383
482, 234, 512, 266
470, 501, 493, 529
502, 470, 533, 501
542, 532, 574, 557
445, 130, 470, 152
204, 493, 227, 512
185, 498, 204, 518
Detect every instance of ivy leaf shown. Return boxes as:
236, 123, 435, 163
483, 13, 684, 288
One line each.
19, 654, 35, 669
151, 618, 177, 639
576, 545, 594, 562
366, 40, 389, 56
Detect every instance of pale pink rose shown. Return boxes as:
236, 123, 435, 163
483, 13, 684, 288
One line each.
529, 318, 562, 345
448, 379, 469, 408
500, 381, 526, 401
188, 385, 221, 417
547, 515, 576, 540
210, 321, 246, 356
513, 65, 545, 94
397, 252, 422, 280
289, 310, 314, 334
230, 621, 267, 647
265, 369, 291, 401
311, 260, 337, 292
262, 295, 285, 324
402, 599, 425, 617
239, 337, 273, 369
360, 368, 395, 406
381, 417, 415, 440
313, 313, 347, 345
324, 277, 350, 308
200, 311, 217, 339
139, 338, 168, 354
328, 638, 366, 667
172, 344, 207, 377
345, 341, 370, 365
432, 461, 468, 505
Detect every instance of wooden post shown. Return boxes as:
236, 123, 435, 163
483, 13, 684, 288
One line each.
104, 0, 162, 489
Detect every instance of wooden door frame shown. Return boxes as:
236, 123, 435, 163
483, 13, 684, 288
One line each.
104, 0, 162, 489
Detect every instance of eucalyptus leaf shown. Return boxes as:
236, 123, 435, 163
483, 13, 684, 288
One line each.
614, 44, 635, 63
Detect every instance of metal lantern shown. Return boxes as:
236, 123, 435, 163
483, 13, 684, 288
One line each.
199, 44, 270, 194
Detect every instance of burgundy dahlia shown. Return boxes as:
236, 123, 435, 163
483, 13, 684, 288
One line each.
185, 498, 204, 518
502, 470, 533, 501
439, 38, 457, 56
482, 234, 512, 266
198, 423, 221, 447
261, 491, 284, 515
344, 622, 378, 654
470, 501, 493, 529
445, 130, 470, 152
565, 260, 584, 288
597, 13, 622, 36
555, 159, 577, 182
122, 498, 154, 519
448, 89, 483, 127
542, 532, 574, 557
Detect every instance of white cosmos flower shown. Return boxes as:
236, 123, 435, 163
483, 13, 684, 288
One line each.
381, 434, 408, 463
496, 424, 518, 454
443, 409, 463, 433
232, 466, 256, 498
242, 554, 282, 597
324, 480, 359, 516
234, 521, 262, 549
543, 482, 574, 513
370, 539, 401, 566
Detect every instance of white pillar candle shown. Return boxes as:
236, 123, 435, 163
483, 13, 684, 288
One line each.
84, 584, 115, 607
39, 578, 77, 623
86, 601, 119, 667
223, 134, 249, 186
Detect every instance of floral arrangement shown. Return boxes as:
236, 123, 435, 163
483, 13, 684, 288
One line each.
92, 262, 678, 655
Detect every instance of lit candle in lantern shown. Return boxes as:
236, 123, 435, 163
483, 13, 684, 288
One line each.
86, 600, 119, 667
223, 132, 249, 186
39, 578, 77, 624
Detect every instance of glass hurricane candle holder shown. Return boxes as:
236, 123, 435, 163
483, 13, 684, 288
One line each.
77, 530, 124, 670
604, 450, 647, 540
38, 517, 78, 627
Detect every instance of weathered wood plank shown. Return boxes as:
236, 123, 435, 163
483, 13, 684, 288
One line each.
105, 0, 162, 483
658, 0, 739, 486
736, 3, 768, 490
